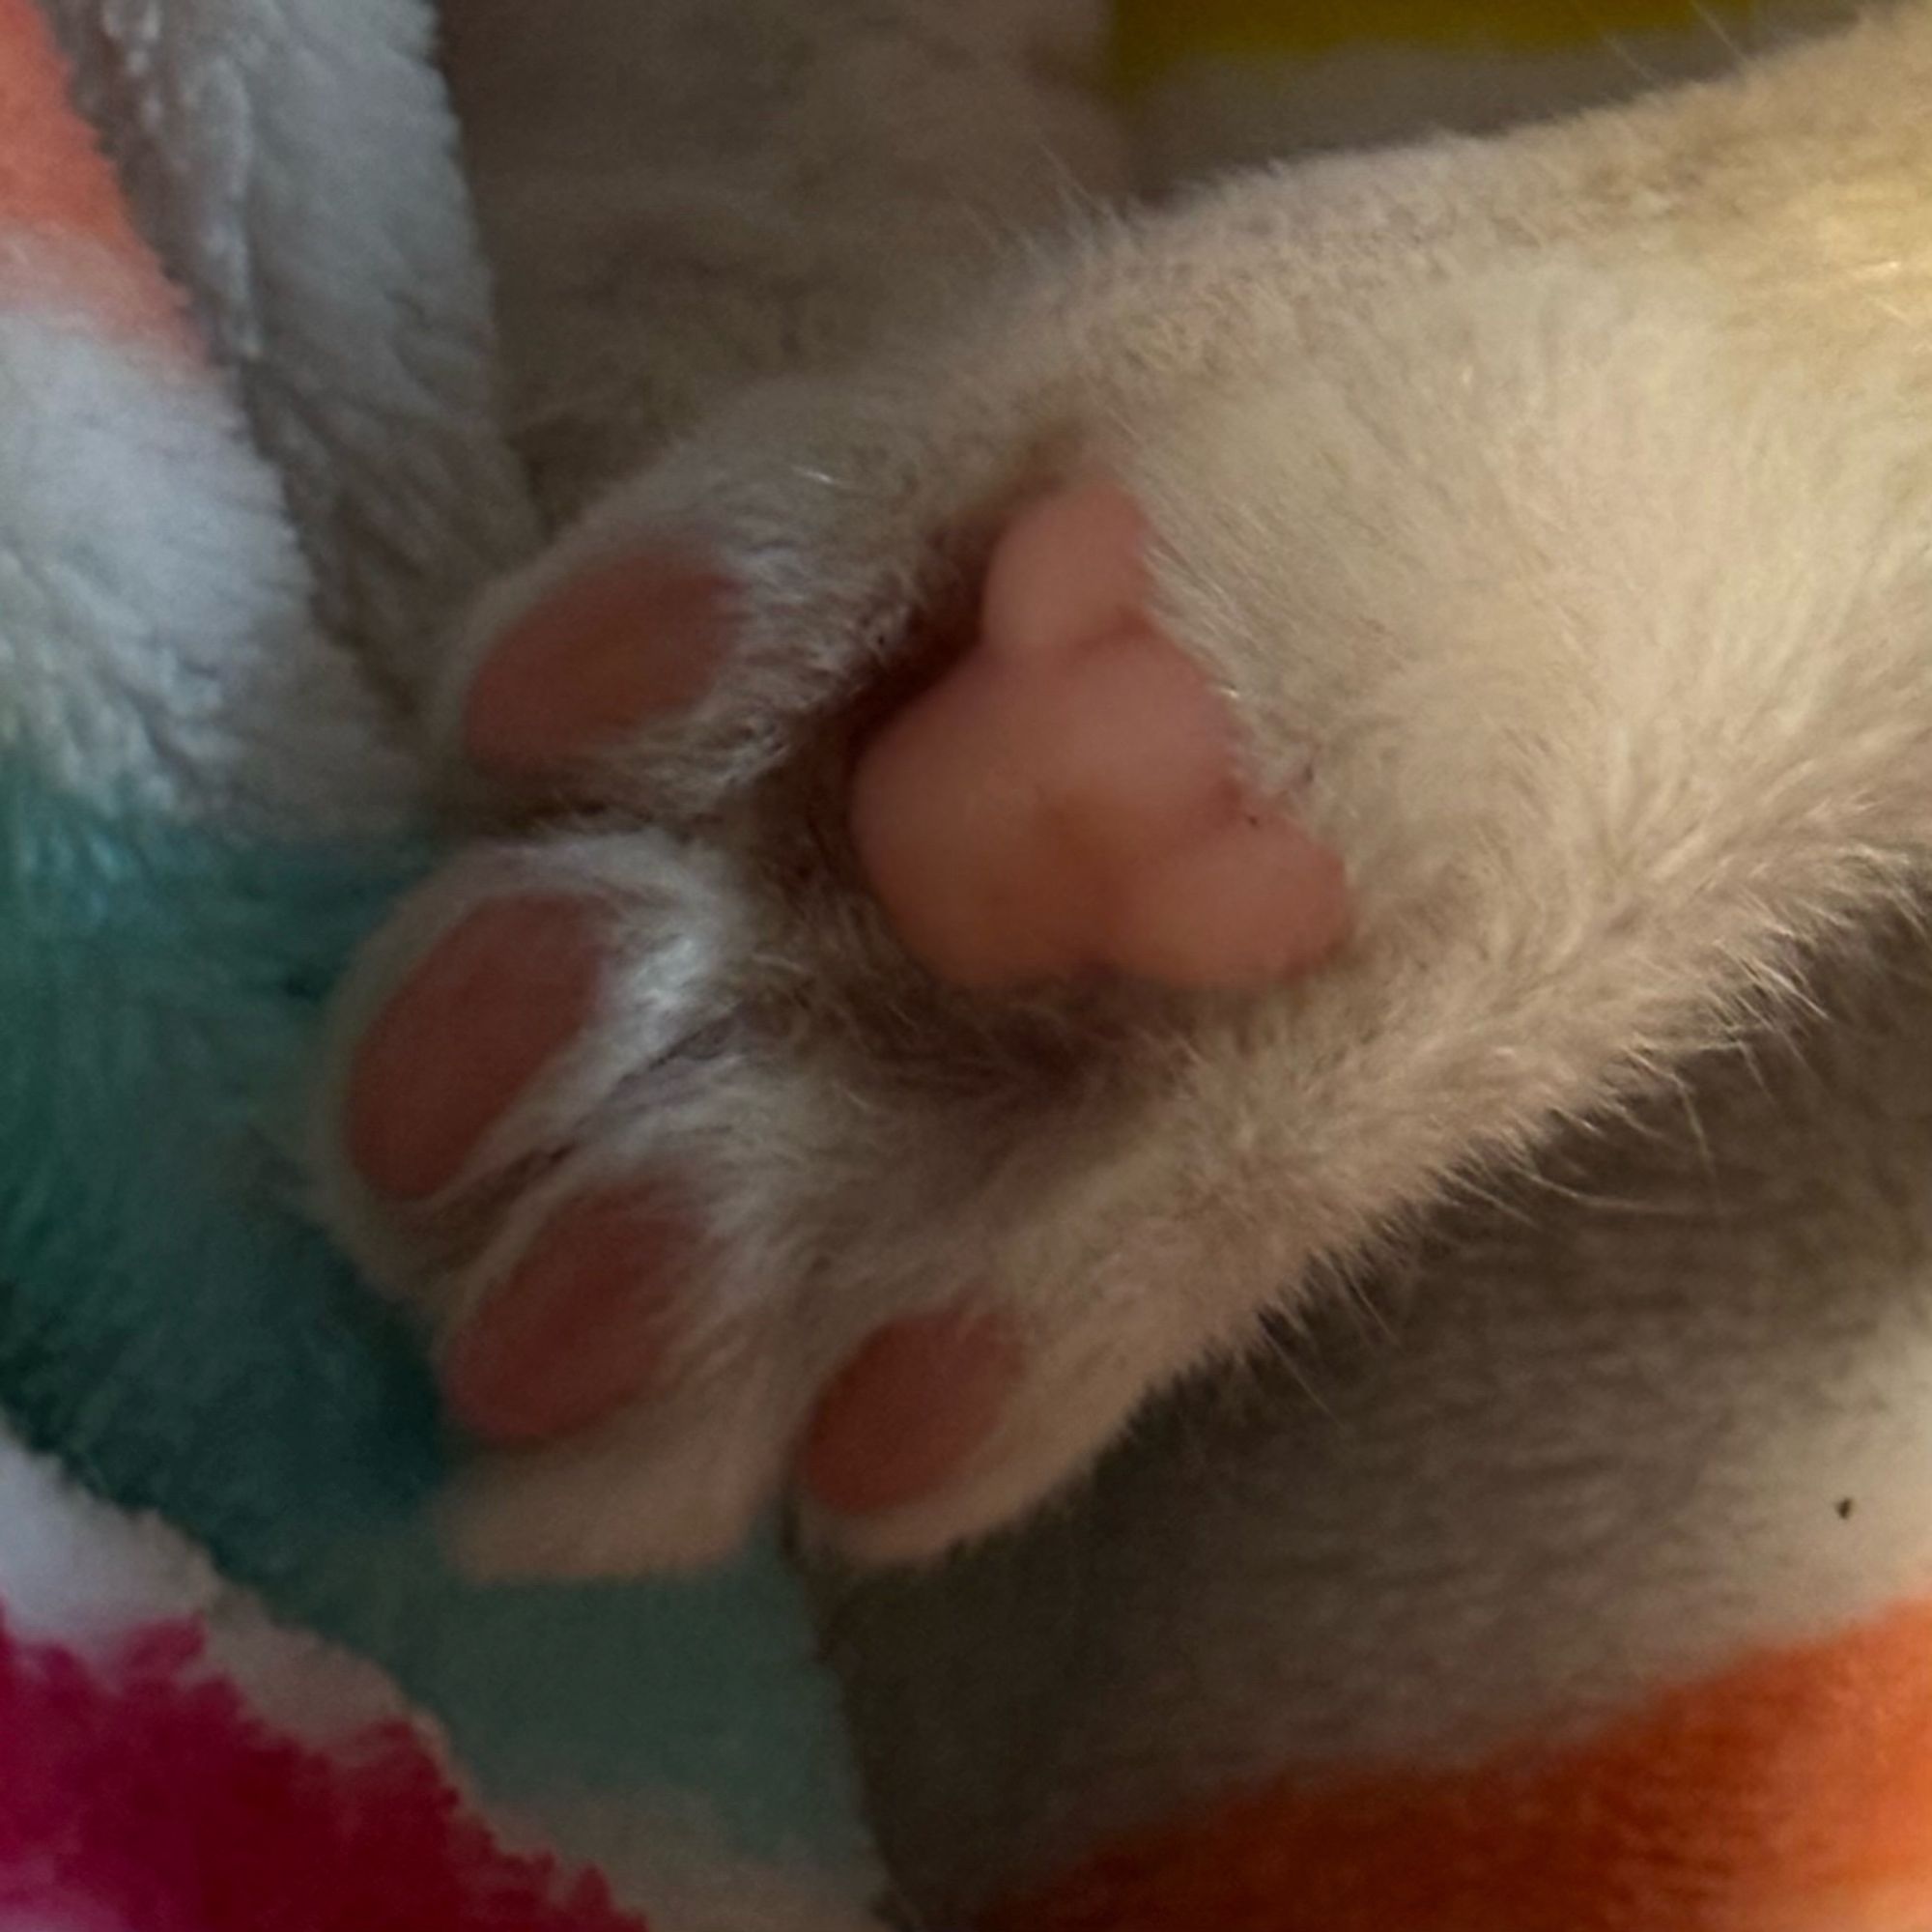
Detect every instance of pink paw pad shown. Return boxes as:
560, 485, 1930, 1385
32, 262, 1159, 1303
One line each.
799, 1305, 1023, 1518
442, 1188, 691, 1447
463, 550, 731, 780
848, 483, 1350, 991
346, 895, 604, 1202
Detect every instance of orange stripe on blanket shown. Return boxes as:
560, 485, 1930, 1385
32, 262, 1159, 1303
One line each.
0, 0, 184, 339
986, 1600, 1932, 1932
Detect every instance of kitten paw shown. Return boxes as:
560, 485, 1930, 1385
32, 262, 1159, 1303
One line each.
325, 461, 1348, 1576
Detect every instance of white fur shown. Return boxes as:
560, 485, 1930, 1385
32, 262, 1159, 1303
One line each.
308, 0, 1932, 1912
327, 3, 1932, 1585
825, 944, 1932, 1907
440, 0, 1128, 523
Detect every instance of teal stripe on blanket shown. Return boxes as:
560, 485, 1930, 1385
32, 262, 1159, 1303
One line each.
0, 758, 863, 1861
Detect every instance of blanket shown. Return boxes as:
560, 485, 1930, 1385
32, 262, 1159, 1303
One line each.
0, 1, 872, 1925
9, 3, 1928, 1929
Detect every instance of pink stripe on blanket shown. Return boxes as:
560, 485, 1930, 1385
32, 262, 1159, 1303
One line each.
0, 0, 189, 342
0, 1614, 648, 1932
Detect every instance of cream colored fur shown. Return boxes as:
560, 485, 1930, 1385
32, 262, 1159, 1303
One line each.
328, 0, 1932, 1911
327, 0, 1932, 1578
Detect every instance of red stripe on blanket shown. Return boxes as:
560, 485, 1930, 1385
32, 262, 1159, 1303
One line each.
985, 1598, 1932, 1932
0, 1613, 648, 1932
0, 0, 187, 339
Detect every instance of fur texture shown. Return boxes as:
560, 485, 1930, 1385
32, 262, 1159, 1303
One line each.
340, 0, 1932, 1573
353, 1, 1932, 1920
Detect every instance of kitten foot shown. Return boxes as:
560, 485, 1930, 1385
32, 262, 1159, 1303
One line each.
850, 482, 1348, 990
327, 478, 1349, 1569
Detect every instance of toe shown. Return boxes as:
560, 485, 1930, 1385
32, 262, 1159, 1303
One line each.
798, 1305, 1022, 1518
442, 1187, 690, 1447
850, 481, 1350, 992
980, 479, 1151, 662
463, 550, 731, 781
346, 895, 603, 1201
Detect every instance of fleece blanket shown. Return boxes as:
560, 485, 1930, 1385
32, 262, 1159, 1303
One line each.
7, 2, 1928, 1929
0, 1, 871, 1926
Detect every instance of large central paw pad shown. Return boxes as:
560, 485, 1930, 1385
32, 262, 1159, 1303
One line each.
330, 479, 1350, 1572
851, 484, 1347, 988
